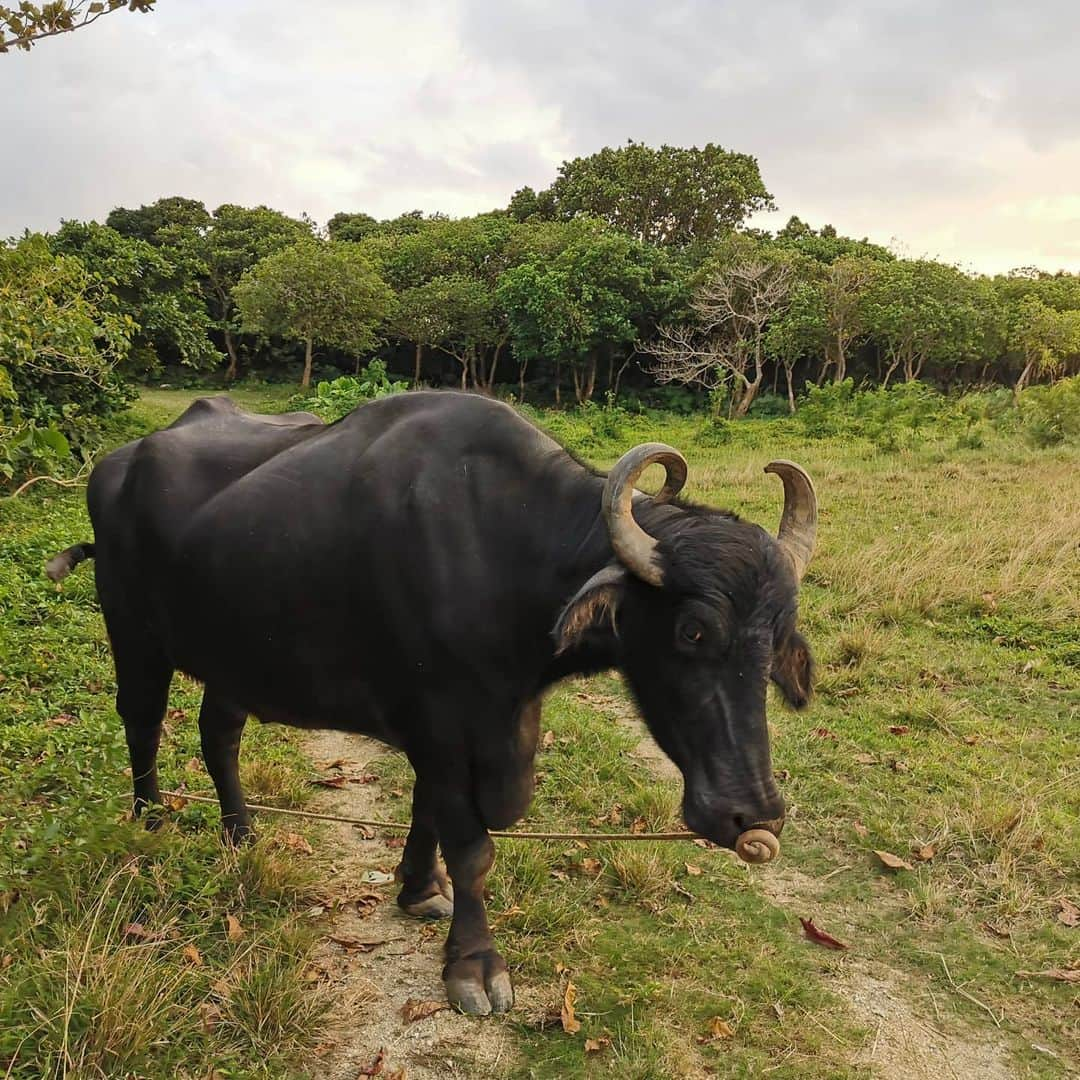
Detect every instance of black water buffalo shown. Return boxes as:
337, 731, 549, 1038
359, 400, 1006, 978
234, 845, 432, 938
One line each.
48, 390, 818, 1015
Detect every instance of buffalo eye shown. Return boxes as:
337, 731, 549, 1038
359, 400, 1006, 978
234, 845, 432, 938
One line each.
678, 618, 705, 647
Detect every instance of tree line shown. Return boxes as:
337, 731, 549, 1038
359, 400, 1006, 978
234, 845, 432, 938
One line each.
4, 141, 1080, 478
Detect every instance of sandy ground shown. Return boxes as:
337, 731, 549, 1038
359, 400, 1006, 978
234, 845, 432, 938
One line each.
299, 692, 1016, 1080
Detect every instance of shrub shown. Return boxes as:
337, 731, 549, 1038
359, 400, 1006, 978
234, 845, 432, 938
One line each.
291, 361, 407, 421
0, 235, 133, 483
1015, 375, 1080, 447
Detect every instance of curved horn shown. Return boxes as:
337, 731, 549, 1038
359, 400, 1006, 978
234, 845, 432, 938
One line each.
603, 443, 687, 587
764, 460, 817, 582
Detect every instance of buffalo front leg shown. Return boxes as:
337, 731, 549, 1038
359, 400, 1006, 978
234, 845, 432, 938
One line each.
396, 778, 453, 919
440, 824, 512, 1015
198, 690, 251, 845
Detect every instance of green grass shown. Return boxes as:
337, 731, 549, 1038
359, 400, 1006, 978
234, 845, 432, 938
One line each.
2, 387, 1077, 1077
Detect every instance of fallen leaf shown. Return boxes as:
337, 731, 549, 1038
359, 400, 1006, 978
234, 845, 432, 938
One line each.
915, 844, 937, 862
198, 1002, 221, 1033
854, 753, 878, 765
873, 849, 914, 871
1016, 968, 1080, 983
561, 980, 582, 1034
123, 922, 159, 941
349, 773, 378, 784
852, 821, 868, 838
184, 756, 201, 773
888, 759, 910, 773
354, 824, 376, 839
813, 727, 837, 740
698, 1016, 735, 1043
330, 935, 385, 953
322, 757, 350, 770
47, 713, 76, 727
401, 998, 449, 1022
672, 881, 694, 901
357, 1048, 386, 1076
1056, 898, 1079, 928
579, 857, 602, 876
685, 863, 703, 877
774, 768, 791, 781
888, 725, 910, 735
225, 914, 244, 941
385, 836, 406, 849
630, 816, 648, 834
310, 775, 347, 788
362, 870, 394, 885
584, 1035, 611, 1053
962, 735, 980, 746
283, 832, 314, 855
799, 917, 848, 951
385, 1069, 407, 1080
305, 905, 326, 919
541, 729, 555, 749
981, 920, 1011, 938
182, 944, 203, 966
164, 793, 187, 811
303, 965, 325, 984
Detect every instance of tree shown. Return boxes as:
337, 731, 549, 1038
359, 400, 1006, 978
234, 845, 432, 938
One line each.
50, 219, 218, 372
860, 259, 983, 384
106, 196, 212, 246
1, 235, 131, 480
651, 257, 795, 418
765, 279, 826, 412
1005, 294, 1080, 399
819, 255, 880, 382
498, 224, 677, 403
200, 204, 313, 378
234, 240, 394, 388
327, 212, 380, 243
1, 0, 154, 53
531, 141, 774, 246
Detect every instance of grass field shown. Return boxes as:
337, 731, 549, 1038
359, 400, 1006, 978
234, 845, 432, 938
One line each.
1, 385, 1076, 1078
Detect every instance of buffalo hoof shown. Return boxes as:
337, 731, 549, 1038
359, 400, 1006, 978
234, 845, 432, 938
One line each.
444, 951, 514, 1016
221, 819, 254, 847
402, 892, 454, 919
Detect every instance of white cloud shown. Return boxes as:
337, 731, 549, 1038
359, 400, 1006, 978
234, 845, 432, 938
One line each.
1, 0, 1078, 272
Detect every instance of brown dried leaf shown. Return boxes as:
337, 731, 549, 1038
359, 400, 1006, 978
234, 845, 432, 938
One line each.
401, 997, 449, 1022
852, 821, 869, 838
584, 1035, 611, 1053
184, 756, 202, 773
1016, 968, 1080, 983
813, 727, 837, 740
981, 920, 1011, 938
357, 1048, 386, 1076
579, 857, 602, 876
774, 768, 791, 781
962, 734, 980, 745
123, 922, 158, 941
225, 913, 244, 941
684, 862, 703, 876
198, 1003, 221, 1034
330, 936, 384, 953
888, 725, 910, 735
541, 729, 555, 749
705, 1016, 735, 1042
47, 713, 76, 727
310, 775, 347, 789
164, 793, 187, 811
915, 844, 937, 862
283, 832, 314, 855
873, 849, 914, 871
799, 917, 848, 951
182, 944, 203, 967
385, 836, 406, 849
561, 980, 581, 1034
629, 816, 648, 834
888, 759, 910, 773
1056, 898, 1080, 927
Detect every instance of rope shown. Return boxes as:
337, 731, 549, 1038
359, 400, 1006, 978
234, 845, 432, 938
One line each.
159, 790, 698, 843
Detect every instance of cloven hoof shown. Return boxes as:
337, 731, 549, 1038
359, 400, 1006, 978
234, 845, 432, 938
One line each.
735, 828, 780, 865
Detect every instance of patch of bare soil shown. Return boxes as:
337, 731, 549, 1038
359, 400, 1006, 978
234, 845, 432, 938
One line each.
301, 730, 515, 1080
585, 677, 1017, 1080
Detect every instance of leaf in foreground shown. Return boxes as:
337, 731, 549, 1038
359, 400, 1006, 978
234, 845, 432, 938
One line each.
561, 979, 582, 1034
1056, 898, 1079, 927
225, 913, 244, 941
696, 1016, 735, 1043
401, 997, 449, 1022
799, 917, 848, 951
873, 849, 914, 871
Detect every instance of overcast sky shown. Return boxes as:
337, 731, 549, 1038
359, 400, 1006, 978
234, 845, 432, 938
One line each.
4, 0, 1079, 273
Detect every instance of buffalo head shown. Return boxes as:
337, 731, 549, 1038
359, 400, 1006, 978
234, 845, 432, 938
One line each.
555, 444, 817, 862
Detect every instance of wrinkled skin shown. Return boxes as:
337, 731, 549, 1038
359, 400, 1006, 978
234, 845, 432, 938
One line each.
50, 391, 815, 1016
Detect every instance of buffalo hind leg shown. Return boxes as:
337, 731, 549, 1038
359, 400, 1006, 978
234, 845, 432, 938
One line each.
114, 645, 172, 827
396, 777, 453, 919
198, 689, 251, 845
437, 791, 512, 1015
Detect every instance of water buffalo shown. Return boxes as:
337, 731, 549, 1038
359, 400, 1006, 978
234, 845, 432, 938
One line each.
47, 390, 817, 1015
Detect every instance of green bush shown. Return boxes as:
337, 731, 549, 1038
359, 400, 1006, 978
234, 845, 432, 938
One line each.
1, 235, 133, 483
1016, 375, 1080, 447
290, 361, 407, 421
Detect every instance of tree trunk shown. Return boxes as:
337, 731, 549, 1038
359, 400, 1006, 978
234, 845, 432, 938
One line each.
224, 326, 240, 381
518, 358, 529, 402
301, 337, 313, 389
612, 355, 633, 398
882, 355, 900, 388
413, 342, 423, 386
785, 365, 796, 413
835, 339, 847, 383
732, 373, 762, 419
554, 358, 561, 407
1013, 357, 1035, 401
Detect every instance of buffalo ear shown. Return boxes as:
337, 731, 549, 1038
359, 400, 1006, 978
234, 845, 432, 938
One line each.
772, 629, 814, 709
552, 565, 627, 654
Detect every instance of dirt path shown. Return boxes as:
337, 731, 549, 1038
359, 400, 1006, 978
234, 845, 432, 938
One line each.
574, 680, 1016, 1080
301, 729, 514, 1080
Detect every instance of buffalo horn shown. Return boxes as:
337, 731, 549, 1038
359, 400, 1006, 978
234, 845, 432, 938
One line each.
764, 460, 817, 582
